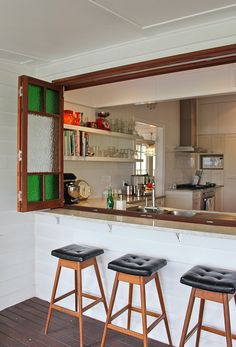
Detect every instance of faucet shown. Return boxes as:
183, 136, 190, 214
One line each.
144, 184, 156, 210
152, 185, 156, 208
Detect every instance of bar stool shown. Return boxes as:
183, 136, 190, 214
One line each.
44, 244, 108, 347
101, 253, 173, 347
179, 265, 236, 347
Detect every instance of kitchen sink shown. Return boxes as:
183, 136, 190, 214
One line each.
169, 210, 196, 217
127, 206, 169, 214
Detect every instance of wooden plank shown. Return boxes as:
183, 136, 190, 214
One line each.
0, 298, 168, 347
53, 44, 236, 90
0, 311, 67, 347
0, 314, 46, 347
0, 330, 28, 347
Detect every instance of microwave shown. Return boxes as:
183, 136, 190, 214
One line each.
200, 154, 224, 170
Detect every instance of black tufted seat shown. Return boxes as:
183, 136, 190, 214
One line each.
51, 244, 104, 262
101, 253, 172, 346
45, 244, 107, 346
180, 265, 236, 294
179, 264, 236, 346
108, 253, 167, 277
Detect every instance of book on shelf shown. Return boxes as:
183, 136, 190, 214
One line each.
64, 129, 89, 157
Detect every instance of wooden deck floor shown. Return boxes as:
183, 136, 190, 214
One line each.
0, 297, 169, 347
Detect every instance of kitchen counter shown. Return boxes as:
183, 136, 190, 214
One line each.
76, 195, 166, 209
66, 196, 236, 228
35, 208, 236, 347
43, 208, 236, 238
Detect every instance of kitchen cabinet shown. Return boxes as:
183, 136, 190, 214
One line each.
64, 124, 143, 163
223, 136, 236, 212
198, 103, 218, 135
215, 186, 223, 212
165, 190, 201, 210
198, 134, 225, 154
218, 101, 236, 134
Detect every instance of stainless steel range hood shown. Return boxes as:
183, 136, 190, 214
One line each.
175, 99, 207, 153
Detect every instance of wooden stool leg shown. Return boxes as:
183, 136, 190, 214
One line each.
140, 277, 148, 347
77, 265, 84, 347
223, 294, 233, 347
155, 274, 173, 346
75, 270, 78, 312
94, 259, 108, 313
195, 299, 205, 347
101, 273, 119, 347
127, 283, 133, 330
179, 288, 196, 347
45, 261, 61, 334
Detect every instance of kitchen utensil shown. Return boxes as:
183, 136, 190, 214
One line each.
192, 170, 203, 185
75, 179, 91, 200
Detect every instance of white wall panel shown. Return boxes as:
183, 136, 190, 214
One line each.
0, 61, 35, 310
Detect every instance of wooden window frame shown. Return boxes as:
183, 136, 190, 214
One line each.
52, 44, 236, 90
17, 76, 64, 212
17, 44, 236, 222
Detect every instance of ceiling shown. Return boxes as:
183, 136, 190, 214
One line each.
0, 0, 236, 65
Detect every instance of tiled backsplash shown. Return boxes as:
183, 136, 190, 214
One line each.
165, 151, 196, 189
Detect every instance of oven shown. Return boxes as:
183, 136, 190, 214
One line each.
201, 188, 215, 211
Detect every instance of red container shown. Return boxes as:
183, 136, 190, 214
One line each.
64, 110, 74, 124
74, 112, 81, 126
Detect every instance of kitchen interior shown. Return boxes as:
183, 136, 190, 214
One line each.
63, 78, 236, 217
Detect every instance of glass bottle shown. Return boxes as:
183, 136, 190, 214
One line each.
107, 186, 114, 209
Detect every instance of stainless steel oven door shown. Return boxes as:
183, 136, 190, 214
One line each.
202, 196, 215, 211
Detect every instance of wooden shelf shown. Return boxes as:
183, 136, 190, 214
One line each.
64, 156, 143, 163
64, 124, 143, 140
136, 139, 155, 145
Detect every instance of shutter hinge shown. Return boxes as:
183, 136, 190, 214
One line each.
19, 86, 23, 97
18, 150, 22, 161
18, 191, 22, 202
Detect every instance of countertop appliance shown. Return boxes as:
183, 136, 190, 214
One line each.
64, 173, 80, 204
64, 173, 91, 204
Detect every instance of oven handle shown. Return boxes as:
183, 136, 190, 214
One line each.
203, 196, 215, 211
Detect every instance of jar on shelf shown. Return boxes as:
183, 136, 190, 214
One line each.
64, 110, 74, 124
74, 112, 81, 126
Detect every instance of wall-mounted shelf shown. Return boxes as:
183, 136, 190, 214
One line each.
64, 156, 143, 163
64, 124, 143, 140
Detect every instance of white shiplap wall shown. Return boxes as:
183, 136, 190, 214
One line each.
35, 212, 236, 347
0, 61, 35, 310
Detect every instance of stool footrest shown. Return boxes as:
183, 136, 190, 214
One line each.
108, 323, 143, 340
131, 306, 161, 319
202, 325, 236, 340
54, 289, 76, 303
82, 292, 99, 301
52, 304, 80, 318
110, 304, 161, 323
53, 291, 104, 315
83, 297, 104, 313
184, 323, 199, 344
147, 314, 165, 334
111, 305, 129, 321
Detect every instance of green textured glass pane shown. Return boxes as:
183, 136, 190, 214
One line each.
27, 175, 42, 203
46, 89, 60, 114
28, 84, 44, 112
45, 174, 59, 201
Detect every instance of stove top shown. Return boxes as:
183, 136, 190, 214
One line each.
176, 183, 216, 190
